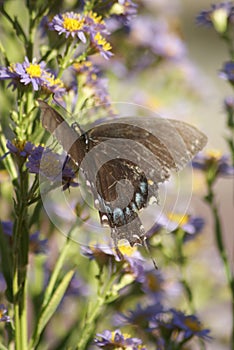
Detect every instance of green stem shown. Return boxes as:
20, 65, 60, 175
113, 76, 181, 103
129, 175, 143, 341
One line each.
13, 166, 29, 350
205, 182, 234, 347
175, 229, 195, 313
222, 31, 234, 59
76, 271, 117, 350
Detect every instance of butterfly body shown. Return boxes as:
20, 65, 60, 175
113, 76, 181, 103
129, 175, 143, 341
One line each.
38, 100, 207, 251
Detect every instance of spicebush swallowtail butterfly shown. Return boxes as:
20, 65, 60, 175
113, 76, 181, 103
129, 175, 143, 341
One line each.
38, 100, 207, 265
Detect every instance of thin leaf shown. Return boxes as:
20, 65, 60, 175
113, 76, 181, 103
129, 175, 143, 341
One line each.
30, 269, 75, 349
42, 234, 73, 308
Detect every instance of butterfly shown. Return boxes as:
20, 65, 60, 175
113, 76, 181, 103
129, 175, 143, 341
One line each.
38, 100, 207, 267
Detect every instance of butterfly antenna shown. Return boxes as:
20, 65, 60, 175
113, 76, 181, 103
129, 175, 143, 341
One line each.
142, 237, 158, 270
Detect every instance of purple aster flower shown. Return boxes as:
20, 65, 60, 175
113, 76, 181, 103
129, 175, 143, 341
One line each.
149, 309, 211, 345
1, 139, 34, 161
224, 96, 234, 127
42, 71, 66, 98
224, 95, 234, 114
220, 61, 234, 82
26, 145, 78, 191
73, 60, 112, 109
14, 56, 47, 91
91, 32, 113, 59
84, 11, 106, 34
49, 12, 86, 42
0, 304, 10, 323
0, 65, 20, 90
168, 309, 211, 341
1, 220, 13, 236
110, 0, 138, 24
81, 243, 116, 267
147, 212, 205, 241
0, 57, 65, 95
128, 17, 186, 62
140, 269, 164, 298
29, 231, 48, 254
114, 303, 164, 329
82, 242, 144, 280
196, 2, 234, 33
192, 151, 234, 176
94, 329, 146, 349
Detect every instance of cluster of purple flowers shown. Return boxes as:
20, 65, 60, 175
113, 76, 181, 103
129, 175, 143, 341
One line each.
196, 2, 234, 33
3, 140, 78, 191
147, 212, 205, 242
49, 11, 113, 59
95, 306, 210, 349
0, 304, 10, 323
192, 150, 234, 176
73, 60, 112, 108
95, 329, 146, 349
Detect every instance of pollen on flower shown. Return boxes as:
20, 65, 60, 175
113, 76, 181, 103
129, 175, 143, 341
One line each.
45, 74, 64, 88
184, 316, 202, 332
111, 331, 131, 342
63, 16, 84, 31
26, 64, 42, 78
87, 11, 104, 24
12, 139, 27, 151
9, 63, 16, 73
0, 309, 4, 319
91, 73, 97, 81
118, 244, 137, 257
147, 274, 160, 292
167, 212, 189, 226
94, 32, 112, 51
206, 149, 222, 160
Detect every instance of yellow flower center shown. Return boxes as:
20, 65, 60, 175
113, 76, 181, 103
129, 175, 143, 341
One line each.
184, 316, 201, 332
147, 273, 160, 292
206, 149, 222, 160
13, 139, 27, 151
26, 64, 42, 78
9, 63, 16, 73
91, 73, 97, 81
117, 244, 136, 257
63, 16, 84, 31
88, 11, 104, 24
45, 73, 64, 88
167, 212, 189, 226
94, 32, 112, 51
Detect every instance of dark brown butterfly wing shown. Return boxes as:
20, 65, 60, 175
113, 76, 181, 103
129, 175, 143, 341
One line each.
38, 100, 207, 248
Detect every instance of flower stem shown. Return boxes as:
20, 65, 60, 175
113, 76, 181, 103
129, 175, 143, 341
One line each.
205, 182, 234, 346
76, 270, 117, 350
13, 166, 29, 350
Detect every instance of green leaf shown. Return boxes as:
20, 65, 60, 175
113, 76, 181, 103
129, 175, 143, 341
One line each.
30, 269, 75, 349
